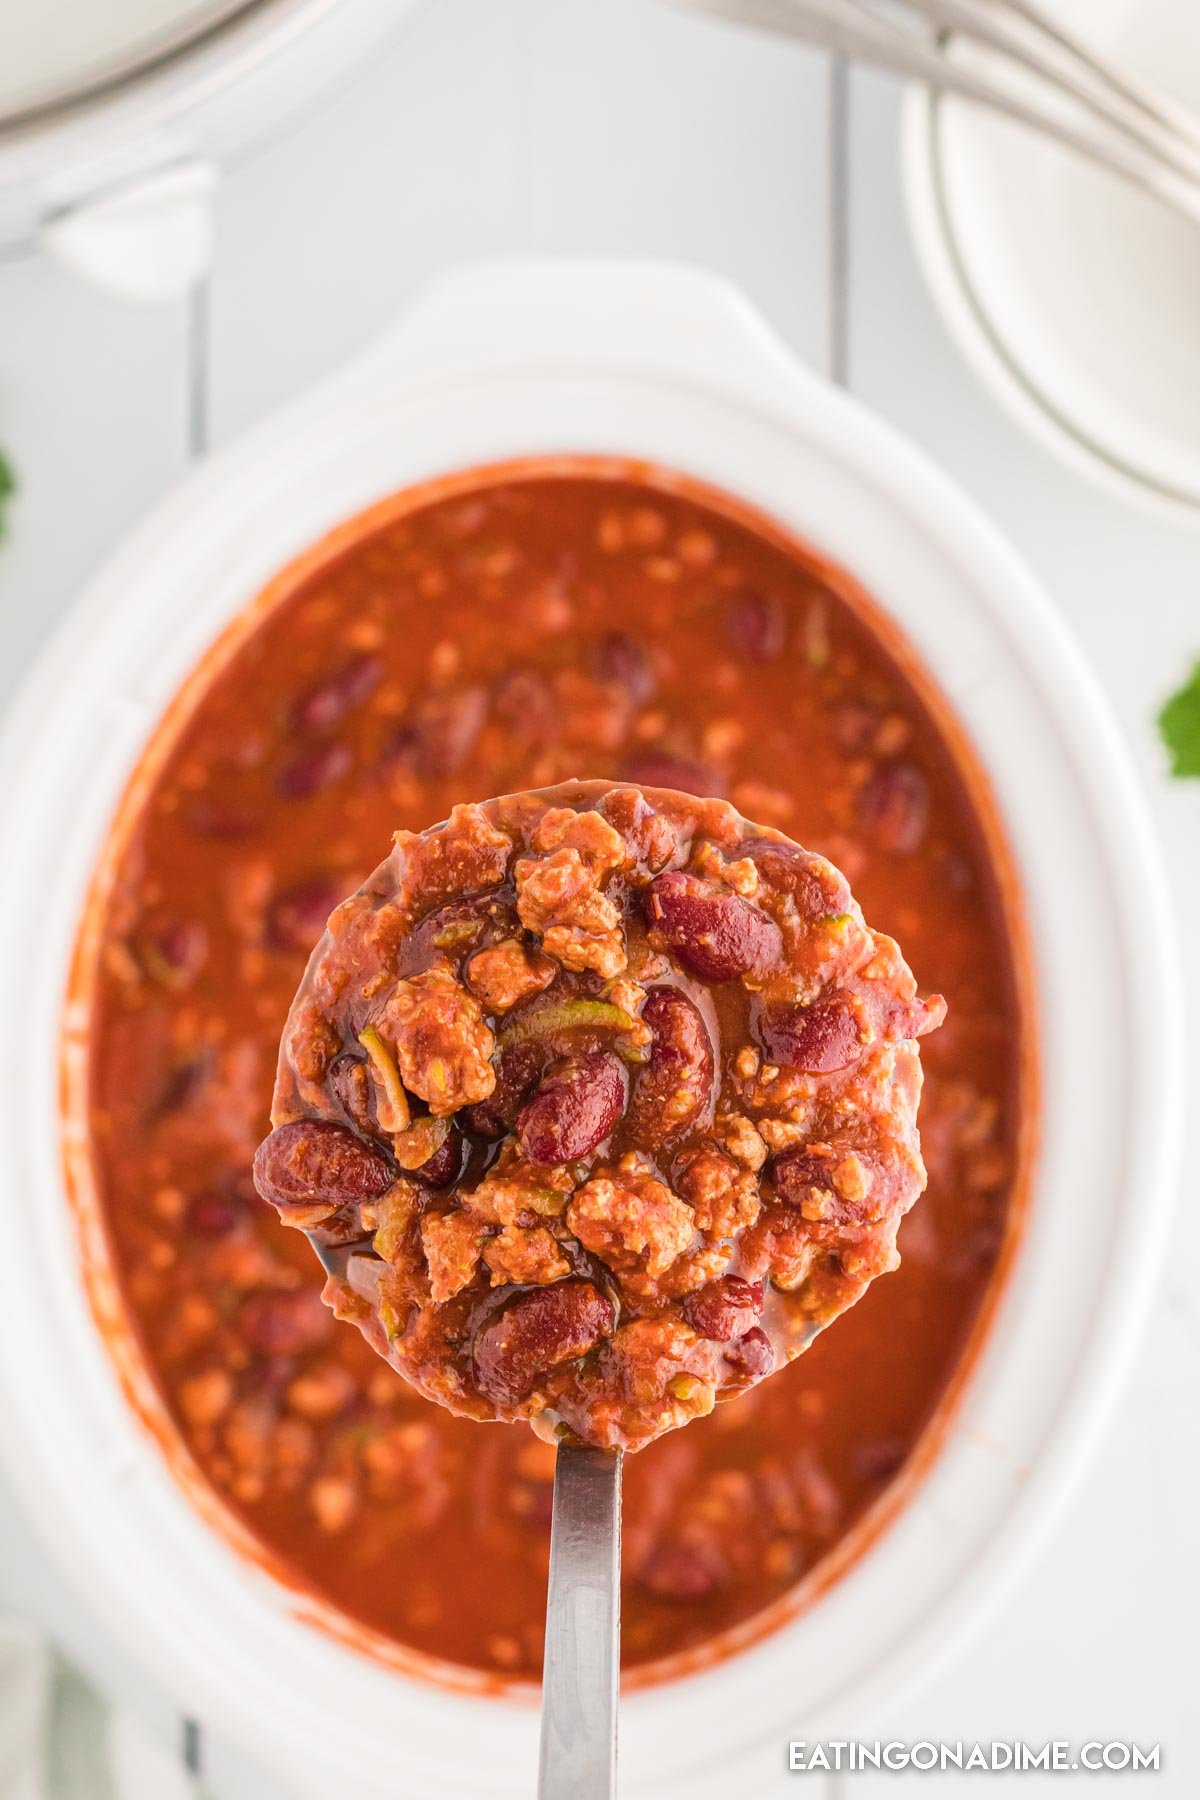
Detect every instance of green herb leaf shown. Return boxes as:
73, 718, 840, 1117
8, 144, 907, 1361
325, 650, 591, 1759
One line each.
0, 452, 14, 541
1158, 660, 1200, 777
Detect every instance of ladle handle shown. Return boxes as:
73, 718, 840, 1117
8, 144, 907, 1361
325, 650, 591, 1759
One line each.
537, 1441, 623, 1800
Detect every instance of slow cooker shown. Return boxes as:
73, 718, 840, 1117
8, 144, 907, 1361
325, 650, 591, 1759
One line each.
0, 259, 1179, 1796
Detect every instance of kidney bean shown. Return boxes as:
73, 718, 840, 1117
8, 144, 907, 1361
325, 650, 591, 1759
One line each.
644, 872, 781, 981
152, 1052, 211, 1119
186, 799, 261, 838
638, 1539, 728, 1601
725, 588, 786, 662
770, 1146, 837, 1208
289, 653, 383, 735
625, 987, 714, 1148
492, 667, 557, 741
186, 1191, 239, 1238
683, 1275, 764, 1342
144, 920, 208, 986
835, 703, 878, 753
383, 688, 487, 780
253, 1119, 392, 1213
618, 752, 724, 799
589, 631, 656, 706
858, 762, 930, 854
756, 995, 862, 1073
328, 1054, 372, 1135
276, 740, 352, 800
239, 1287, 333, 1356
462, 1040, 542, 1136
472, 1280, 615, 1404
742, 836, 851, 921
415, 1126, 465, 1189
853, 1436, 907, 1484
424, 688, 487, 775
517, 1052, 626, 1165
267, 877, 341, 953
723, 1325, 774, 1383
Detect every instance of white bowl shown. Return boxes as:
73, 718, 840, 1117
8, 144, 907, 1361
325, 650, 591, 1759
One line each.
0, 259, 1180, 1798
902, 0, 1200, 525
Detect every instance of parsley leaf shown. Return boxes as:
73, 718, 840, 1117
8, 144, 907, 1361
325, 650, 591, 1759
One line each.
0, 451, 12, 541
1158, 659, 1200, 777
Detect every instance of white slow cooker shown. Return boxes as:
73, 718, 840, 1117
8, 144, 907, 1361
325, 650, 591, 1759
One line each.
0, 0, 421, 296
0, 260, 1180, 1797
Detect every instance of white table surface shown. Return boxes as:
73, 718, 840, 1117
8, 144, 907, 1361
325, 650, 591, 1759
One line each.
0, 2, 1195, 1795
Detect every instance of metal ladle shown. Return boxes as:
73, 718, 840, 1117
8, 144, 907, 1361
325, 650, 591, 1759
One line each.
307, 1231, 826, 1798
306, 1231, 623, 1799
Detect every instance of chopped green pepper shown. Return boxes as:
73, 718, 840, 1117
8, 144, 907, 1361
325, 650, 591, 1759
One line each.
358, 1024, 411, 1133
499, 996, 635, 1049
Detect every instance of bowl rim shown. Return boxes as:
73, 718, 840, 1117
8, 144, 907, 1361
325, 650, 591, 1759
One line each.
0, 0, 423, 252
0, 258, 1182, 1796
900, 86, 1200, 529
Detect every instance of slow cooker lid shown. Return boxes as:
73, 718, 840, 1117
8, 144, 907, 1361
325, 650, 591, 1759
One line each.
0, 0, 263, 131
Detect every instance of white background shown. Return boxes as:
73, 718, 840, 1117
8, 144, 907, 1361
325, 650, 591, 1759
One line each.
0, 1, 1196, 1794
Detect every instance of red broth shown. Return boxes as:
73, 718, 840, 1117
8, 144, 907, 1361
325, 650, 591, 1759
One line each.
67, 461, 1032, 1685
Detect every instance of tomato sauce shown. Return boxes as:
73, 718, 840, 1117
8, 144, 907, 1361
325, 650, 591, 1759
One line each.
70, 462, 1030, 1684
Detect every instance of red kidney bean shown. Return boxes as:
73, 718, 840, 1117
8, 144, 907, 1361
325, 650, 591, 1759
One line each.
239, 1287, 332, 1356
517, 1052, 626, 1164
276, 740, 352, 800
834, 703, 878, 753
756, 995, 862, 1073
472, 1280, 615, 1404
723, 1326, 774, 1383
328, 1054, 372, 1135
462, 1040, 542, 1136
644, 872, 781, 981
618, 752, 724, 799
415, 1126, 465, 1189
289, 653, 382, 735
253, 1119, 392, 1213
492, 667, 557, 741
383, 688, 487, 781
858, 762, 930, 854
625, 987, 714, 1148
683, 1275, 764, 1342
853, 1436, 907, 1483
146, 920, 208, 985
430, 689, 487, 776
589, 631, 656, 706
266, 877, 341, 954
186, 1191, 239, 1238
638, 1539, 728, 1601
152, 1052, 211, 1119
725, 588, 786, 662
770, 1146, 837, 1208
742, 836, 851, 921
186, 799, 261, 838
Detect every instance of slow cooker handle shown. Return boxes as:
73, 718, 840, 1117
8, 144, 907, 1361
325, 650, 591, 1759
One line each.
41, 160, 217, 304
336, 257, 815, 413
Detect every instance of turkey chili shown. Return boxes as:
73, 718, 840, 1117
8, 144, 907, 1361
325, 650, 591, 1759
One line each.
255, 782, 945, 1451
70, 461, 1029, 1681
